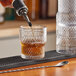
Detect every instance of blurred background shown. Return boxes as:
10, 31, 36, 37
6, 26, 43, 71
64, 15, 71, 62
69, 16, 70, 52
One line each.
0, 0, 57, 58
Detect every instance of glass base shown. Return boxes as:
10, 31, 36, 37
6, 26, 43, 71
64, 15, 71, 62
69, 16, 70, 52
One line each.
21, 54, 45, 59
56, 50, 76, 56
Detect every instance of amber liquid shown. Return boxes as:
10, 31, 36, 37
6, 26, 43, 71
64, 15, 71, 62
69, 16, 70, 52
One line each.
21, 40, 45, 56
0, 0, 13, 7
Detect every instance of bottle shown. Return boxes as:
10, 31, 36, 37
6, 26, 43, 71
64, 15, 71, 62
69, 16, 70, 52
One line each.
0, 4, 5, 23
56, 0, 76, 55
0, 0, 32, 27
39, 0, 48, 19
16, 0, 39, 21
48, 0, 57, 18
5, 8, 15, 20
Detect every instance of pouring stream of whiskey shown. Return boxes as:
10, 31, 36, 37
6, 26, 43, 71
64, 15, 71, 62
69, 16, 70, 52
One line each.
28, 22, 35, 37
30, 27, 35, 37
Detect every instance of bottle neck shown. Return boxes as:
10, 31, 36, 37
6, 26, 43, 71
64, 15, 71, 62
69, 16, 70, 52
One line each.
13, 0, 28, 15
13, 0, 32, 27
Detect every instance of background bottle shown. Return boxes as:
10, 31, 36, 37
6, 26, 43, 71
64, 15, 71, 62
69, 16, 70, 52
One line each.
39, 0, 48, 19
4, 8, 15, 20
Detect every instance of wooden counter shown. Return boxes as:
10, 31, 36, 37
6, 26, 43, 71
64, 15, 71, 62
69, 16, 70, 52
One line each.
0, 19, 56, 38
0, 58, 76, 76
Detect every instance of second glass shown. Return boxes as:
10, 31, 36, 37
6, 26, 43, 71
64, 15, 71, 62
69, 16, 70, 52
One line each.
20, 25, 47, 59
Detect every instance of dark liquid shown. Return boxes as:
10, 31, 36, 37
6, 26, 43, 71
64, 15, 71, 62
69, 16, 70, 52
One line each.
21, 40, 45, 56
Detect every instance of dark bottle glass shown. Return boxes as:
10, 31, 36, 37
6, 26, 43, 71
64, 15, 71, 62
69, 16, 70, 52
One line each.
39, 0, 48, 19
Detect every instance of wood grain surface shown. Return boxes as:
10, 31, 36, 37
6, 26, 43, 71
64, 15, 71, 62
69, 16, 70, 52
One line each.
0, 58, 76, 76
